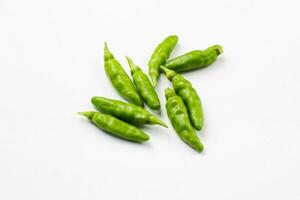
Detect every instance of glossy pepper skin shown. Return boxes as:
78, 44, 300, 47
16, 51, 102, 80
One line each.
126, 56, 161, 110
104, 43, 143, 107
165, 88, 204, 152
165, 45, 223, 72
78, 111, 149, 142
91, 96, 167, 127
161, 66, 203, 130
148, 35, 178, 87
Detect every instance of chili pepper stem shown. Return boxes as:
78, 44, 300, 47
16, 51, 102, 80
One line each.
209, 45, 223, 55
160, 66, 176, 81
77, 111, 96, 121
148, 115, 168, 128
125, 56, 140, 74
104, 42, 114, 61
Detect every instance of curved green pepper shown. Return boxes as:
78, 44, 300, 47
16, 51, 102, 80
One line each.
126, 56, 161, 110
104, 43, 143, 107
78, 111, 149, 142
148, 35, 178, 87
165, 88, 204, 152
161, 66, 204, 130
91, 96, 167, 127
165, 45, 223, 72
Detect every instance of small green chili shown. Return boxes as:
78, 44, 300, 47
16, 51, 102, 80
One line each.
165, 45, 223, 72
126, 56, 160, 110
78, 111, 149, 142
165, 88, 204, 152
148, 35, 178, 87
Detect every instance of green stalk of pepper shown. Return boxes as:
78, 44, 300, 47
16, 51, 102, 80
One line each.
165, 88, 204, 152
165, 45, 223, 72
104, 43, 143, 107
91, 96, 167, 127
126, 56, 161, 110
148, 35, 178, 87
78, 111, 149, 142
161, 66, 204, 130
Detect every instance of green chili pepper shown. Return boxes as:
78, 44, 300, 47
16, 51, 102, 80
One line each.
104, 43, 143, 107
148, 35, 178, 87
125, 56, 160, 110
165, 45, 223, 72
165, 88, 204, 152
161, 66, 204, 130
91, 96, 167, 127
78, 111, 149, 142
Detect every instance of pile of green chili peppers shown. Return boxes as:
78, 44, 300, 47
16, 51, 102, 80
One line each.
78, 35, 223, 153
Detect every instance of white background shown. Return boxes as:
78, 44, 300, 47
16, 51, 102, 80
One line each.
0, 0, 299, 199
